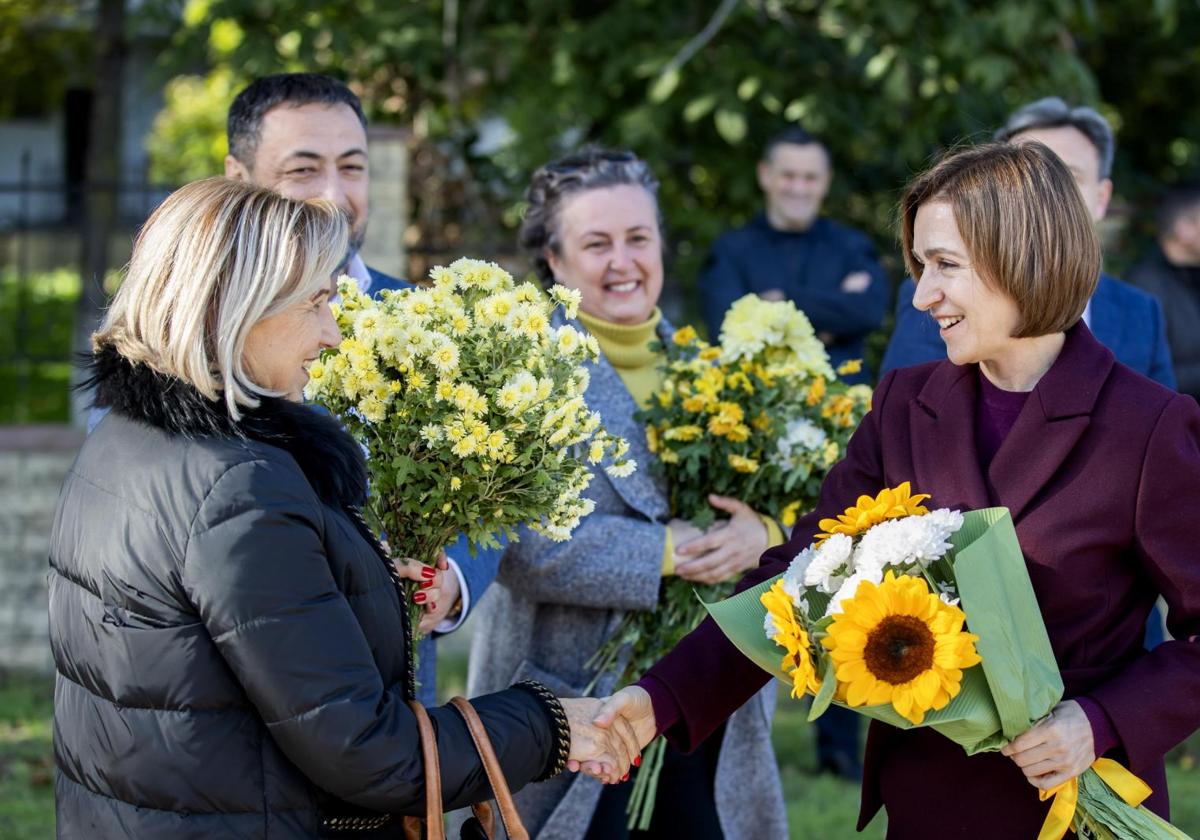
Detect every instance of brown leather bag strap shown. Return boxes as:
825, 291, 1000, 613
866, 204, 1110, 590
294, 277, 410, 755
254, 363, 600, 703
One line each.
407, 700, 446, 840
450, 697, 529, 840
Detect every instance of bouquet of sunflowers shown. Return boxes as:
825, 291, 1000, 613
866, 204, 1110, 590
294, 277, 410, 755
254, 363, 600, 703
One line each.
306, 259, 635, 663
709, 484, 1192, 840
589, 294, 870, 829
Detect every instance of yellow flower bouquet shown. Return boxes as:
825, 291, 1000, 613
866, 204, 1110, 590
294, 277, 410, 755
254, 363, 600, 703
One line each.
709, 484, 1192, 840
589, 294, 870, 829
306, 260, 635, 663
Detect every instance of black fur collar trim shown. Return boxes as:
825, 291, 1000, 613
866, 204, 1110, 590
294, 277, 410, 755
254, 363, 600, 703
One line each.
82, 345, 367, 509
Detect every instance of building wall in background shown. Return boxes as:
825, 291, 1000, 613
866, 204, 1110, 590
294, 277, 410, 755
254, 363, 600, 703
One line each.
0, 427, 81, 672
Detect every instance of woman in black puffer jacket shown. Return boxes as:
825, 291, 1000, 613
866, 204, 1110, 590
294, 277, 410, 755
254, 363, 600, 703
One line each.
49, 179, 635, 839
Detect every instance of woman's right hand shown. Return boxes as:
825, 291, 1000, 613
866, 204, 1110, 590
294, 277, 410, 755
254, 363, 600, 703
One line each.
560, 697, 642, 783
589, 687, 658, 780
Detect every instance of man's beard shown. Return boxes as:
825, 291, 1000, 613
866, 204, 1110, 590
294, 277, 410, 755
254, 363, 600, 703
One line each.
339, 220, 368, 271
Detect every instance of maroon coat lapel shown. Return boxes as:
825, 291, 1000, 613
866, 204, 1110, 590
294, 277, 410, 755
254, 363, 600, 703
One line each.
986, 324, 1114, 521
909, 362, 993, 511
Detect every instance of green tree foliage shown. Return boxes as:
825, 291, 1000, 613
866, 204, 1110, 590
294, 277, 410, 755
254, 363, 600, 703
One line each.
145, 68, 241, 183
146, 0, 1195, 316
0, 1, 93, 118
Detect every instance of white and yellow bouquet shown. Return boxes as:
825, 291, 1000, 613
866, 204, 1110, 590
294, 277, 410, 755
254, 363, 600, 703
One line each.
710, 484, 1191, 840
590, 294, 870, 828
306, 260, 635, 659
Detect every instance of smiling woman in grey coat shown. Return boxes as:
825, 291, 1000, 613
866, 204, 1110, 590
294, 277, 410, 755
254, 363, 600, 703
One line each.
49, 178, 637, 839
465, 149, 789, 840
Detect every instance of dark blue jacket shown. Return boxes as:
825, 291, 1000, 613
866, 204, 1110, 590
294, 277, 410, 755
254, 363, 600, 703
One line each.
364, 265, 502, 702
880, 273, 1177, 389
367, 265, 413, 296
698, 214, 889, 379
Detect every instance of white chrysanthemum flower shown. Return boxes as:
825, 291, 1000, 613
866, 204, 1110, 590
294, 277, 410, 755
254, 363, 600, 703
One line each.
605, 459, 637, 478
785, 545, 815, 588
824, 566, 884, 618
781, 574, 804, 605
802, 533, 854, 592
851, 509, 962, 580
764, 611, 781, 639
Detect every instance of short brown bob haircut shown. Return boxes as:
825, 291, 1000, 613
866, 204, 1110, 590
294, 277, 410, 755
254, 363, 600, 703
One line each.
900, 142, 1100, 338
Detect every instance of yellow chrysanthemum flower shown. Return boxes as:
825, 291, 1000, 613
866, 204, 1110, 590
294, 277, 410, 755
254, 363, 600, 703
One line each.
761, 579, 821, 698
822, 440, 840, 467
822, 571, 981, 725
663, 425, 704, 442
837, 358, 863, 376
548, 285, 582, 318
816, 482, 931, 544
672, 325, 699, 347
449, 476, 462, 491
645, 425, 659, 453
587, 440, 606, 464
451, 435, 479, 458
358, 396, 387, 424
556, 326, 581, 355
429, 339, 460, 374
725, 423, 751, 443
806, 376, 826, 406
699, 346, 721, 362
707, 401, 745, 437
681, 394, 712, 413
728, 454, 759, 473
780, 500, 802, 529
428, 266, 456, 289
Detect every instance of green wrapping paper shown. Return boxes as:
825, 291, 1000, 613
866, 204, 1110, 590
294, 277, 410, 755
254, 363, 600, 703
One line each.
703, 506, 1192, 839
705, 508, 1050, 746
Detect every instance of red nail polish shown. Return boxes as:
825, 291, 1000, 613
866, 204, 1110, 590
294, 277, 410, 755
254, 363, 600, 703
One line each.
633, 755, 641, 767
621, 773, 630, 782
420, 579, 433, 589
421, 566, 436, 579
428, 602, 437, 611
413, 592, 426, 604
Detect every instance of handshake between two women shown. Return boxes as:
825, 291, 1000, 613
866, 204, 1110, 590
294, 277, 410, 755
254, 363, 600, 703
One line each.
563, 687, 657, 783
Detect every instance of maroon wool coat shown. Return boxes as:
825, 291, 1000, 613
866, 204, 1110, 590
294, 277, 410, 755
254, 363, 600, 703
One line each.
640, 323, 1200, 838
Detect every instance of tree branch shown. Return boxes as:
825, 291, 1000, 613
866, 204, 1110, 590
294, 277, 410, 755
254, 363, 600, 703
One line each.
659, 0, 741, 77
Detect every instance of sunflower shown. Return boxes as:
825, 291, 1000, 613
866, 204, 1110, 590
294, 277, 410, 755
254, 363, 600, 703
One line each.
822, 571, 981, 725
761, 579, 822, 699
815, 481, 930, 544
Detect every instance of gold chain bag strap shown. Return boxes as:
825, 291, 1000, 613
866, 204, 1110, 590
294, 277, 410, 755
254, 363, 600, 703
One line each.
400, 698, 529, 840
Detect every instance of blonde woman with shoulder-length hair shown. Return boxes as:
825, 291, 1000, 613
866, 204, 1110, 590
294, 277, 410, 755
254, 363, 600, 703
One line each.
52, 178, 634, 839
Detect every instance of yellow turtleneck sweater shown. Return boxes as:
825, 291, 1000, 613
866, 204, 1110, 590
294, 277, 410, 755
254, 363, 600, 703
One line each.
577, 308, 665, 410
576, 308, 783, 575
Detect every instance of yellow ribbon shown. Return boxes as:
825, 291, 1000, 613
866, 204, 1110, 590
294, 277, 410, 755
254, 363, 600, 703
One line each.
1037, 758, 1153, 840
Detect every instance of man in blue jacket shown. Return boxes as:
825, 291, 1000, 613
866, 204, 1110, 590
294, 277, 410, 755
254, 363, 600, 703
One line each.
222, 75, 502, 702
699, 128, 889, 382
881, 97, 1176, 391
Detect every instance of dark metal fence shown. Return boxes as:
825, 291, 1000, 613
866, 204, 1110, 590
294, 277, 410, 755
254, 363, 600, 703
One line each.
0, 151, 175, 423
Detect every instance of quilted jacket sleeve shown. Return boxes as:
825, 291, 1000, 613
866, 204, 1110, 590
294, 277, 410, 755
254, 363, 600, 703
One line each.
182, 457, 556, 813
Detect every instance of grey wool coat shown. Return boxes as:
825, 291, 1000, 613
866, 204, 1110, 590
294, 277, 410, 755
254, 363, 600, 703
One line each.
465, 314, 788, 840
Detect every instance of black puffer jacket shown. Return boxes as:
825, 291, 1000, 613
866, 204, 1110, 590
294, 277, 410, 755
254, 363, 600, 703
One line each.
50, 347, 559, 839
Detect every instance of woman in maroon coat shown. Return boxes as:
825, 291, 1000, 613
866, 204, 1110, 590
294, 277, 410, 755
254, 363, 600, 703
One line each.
590, 142, 1200, 837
